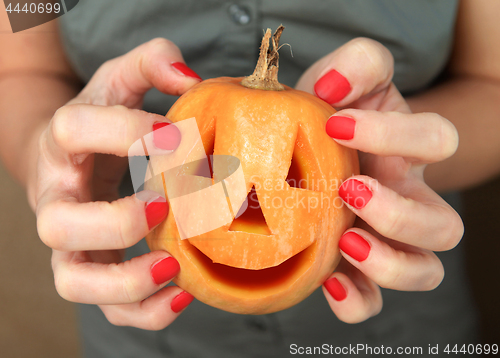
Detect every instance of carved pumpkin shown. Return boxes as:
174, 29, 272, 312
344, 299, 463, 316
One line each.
146, 27, 358, 314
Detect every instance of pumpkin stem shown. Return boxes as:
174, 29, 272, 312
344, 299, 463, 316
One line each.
241, 25, 285, 91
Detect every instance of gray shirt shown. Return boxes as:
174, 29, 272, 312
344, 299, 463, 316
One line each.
59, 1, 478, 357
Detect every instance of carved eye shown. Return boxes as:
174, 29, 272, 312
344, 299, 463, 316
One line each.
286, 125, 326, 192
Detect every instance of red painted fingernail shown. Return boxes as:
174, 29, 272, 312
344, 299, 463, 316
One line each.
314, 69, 351, 104
339, 179, 373, 209
171, 62, 202, 81
339, 231, 371, 262
171, 291, 194, 313
145, 196, 168, 229
324, 277, 347, 301
153, 122, 181, 150
326, 116, 355, 140
151, 257, 180, 285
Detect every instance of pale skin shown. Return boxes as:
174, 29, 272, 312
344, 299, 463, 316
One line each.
0, 0, 499, 329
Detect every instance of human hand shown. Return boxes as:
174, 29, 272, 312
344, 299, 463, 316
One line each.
296, 38, 463, 323
34, 39, 201, 330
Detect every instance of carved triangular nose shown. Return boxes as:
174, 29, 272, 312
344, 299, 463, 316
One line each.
229, 186, 272, 236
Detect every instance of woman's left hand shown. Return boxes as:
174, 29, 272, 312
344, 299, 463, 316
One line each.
296, 38, 463, 323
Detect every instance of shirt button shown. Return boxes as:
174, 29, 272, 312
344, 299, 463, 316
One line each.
228, 4, 251, 25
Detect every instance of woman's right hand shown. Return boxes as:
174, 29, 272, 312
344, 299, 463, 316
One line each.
33, 38, 202, 330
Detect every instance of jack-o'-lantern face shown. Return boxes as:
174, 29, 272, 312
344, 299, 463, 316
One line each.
145, 77, 358, 315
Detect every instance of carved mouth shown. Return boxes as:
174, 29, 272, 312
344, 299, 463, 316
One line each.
181, 238, 316, 291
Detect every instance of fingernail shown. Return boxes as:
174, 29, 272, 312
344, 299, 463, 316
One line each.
324, 277, 347, 301
171, 291, 194, 313
153, 122, 181, 150
314, 69, 351, 104
339, 231, 370, 262
339, 179, 373, 209
171, 62, 202, 81
145, 196, 168, 229
151, 257, 180, 285
326, 116, 355, 140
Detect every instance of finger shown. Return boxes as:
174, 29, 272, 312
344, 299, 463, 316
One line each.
338, 229, 444, 291
338, 176, 464, 251
52, 250, 181, 305
325, 109, 459, 163
100, 287, 194, 331
46, 104, 180, 160
75, 38, 202, 107
37, 190, 167, 251
322, 265, 382, 324
296, 37, 396, 108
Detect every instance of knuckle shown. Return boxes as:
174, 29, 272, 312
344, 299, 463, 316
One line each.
378, 200, 410, 240
425, 114, 459, 162
110, 103, 129, 113
146, 37, 178, 55
341, 308, 373, 324
108, 105, 132, 145
114, 263, 142, 303
37, 204, 66, 250
376, 253, 404, 289
145, 313, 170, 331
54, 270, 76, 302
101, 307, 128, 327
103, 58, 120, 72
113, 197, 139, 248
51, 105, 80, 150
371, 296, 383, 317
413, 251, 444, 291
36, 206, 52, 247
116, 218, 131, 250
437, 208, 464, 251
349, 37, 394, 84
37, 126, 50, 157
50, 107, 70, 149
424, 260, 444, 290
94, 59, 118, 79
372, 115, 392, 154
438, 116, 459, 160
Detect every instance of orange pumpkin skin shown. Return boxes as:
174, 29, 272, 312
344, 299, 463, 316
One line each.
146, 77, 359, 314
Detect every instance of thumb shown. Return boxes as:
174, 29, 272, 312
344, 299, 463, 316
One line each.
74, 38, 202, 108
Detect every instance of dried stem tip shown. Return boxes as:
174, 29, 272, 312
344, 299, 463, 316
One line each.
241, 25, 285, 91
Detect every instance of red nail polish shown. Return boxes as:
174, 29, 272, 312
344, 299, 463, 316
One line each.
314, 69, 351, 104
326, 116, 355, 140
339, 231, 370, 262
324, 277, 347, 301
171, 62, 202, 81
151, 257, 180, 285
339, 179, 373, 209
153, 122, 181, 150
171, 291, 194, 313
145, 196, 168, 229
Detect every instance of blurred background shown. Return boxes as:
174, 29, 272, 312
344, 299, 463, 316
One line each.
0, 163, 80, 358
1, 159, 499, 357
